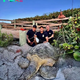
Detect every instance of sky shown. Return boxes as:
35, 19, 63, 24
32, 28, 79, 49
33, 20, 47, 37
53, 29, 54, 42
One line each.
0, 0, 80, 21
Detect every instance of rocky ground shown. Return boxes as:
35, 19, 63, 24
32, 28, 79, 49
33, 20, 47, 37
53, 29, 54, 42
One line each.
0, 43, 80, 80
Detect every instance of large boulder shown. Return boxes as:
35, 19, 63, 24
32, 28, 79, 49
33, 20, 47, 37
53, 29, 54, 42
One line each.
19, 42, 60, 80
18, 57, 29, 69
40, 66, 58, 79
26, 42, 59, 60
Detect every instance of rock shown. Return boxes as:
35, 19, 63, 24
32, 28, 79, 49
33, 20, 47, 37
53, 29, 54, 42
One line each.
21, 43, 31, 54
30, 76, 45, 80
1, 43, 80, 80
21, 62, 36, 80
8, 63, 24, 80
54, 69, 65, 80
21, 53, 55, 80
0, 61, 24, 80
0, 46, 24, 80
0, 53, 4, 66
40, 66, 58, 79
19, 75, 45, 80
0, 60, 3, 66
20, 42, 59, 79
2, 49, 21, 62
56, 57, 67, 68
0, 47, 4, 53
27, 42, 59, 60
18, 57, 29, 69
0, 65, 7, 80
7, 45, 21, 53
7, 54, 24, 80
62, 67, 80, 80
56, 56, 80, 80
57, 56, 80, 68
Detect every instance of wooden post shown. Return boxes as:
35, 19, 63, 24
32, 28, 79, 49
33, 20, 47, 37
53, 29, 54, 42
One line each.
14, 20, 16, 28
36, 23, 38, 26
22, 25, 23, 27
33, 20, 35, 25
0, 24, 2, 31
19, 30, 26, 46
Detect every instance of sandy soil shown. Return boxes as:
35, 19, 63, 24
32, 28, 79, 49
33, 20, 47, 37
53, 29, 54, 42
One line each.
1, 28, 60, 38
1, 28, 20, 38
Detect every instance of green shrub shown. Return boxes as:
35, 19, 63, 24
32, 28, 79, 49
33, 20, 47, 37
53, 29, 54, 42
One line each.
52, 13, 80, 61
0, 32, 13, 47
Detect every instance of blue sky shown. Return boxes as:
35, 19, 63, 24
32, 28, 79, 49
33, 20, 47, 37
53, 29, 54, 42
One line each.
0, 0, 80, 20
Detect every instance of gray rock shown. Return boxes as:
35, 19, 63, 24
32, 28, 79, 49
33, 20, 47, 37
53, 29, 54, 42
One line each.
27, 42, 59, 60
57, 57, 80, 68
0, 44, 32, 80
20, 42, 59, 79
0, 60, 3, 66
0, 53, 4, 66
18, 57, 29, 69
7, 45, 21, 53
19, 75, 45, 80
62, 67, 80, 80
8, 63, 24, 80
2, 43, 80, 80
0, 46, 24, 80
0, 47, 4, 53
54, 69, 65, 80
2, 49, 21, 63
30, 76, 45, 80
21, 43, 31, 54
8, 55, 24, 80
2, 50, 13, 62
0, 65, 7, 80
40, 66, 58, 79
20, 61, 37, 80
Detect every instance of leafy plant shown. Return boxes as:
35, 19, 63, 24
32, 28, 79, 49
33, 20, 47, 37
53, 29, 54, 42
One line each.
0, 32, 13, 47
73, 51, 80, 61
53, 13, 80, 61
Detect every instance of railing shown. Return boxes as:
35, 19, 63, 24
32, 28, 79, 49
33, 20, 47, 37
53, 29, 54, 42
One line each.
0, 18, 69, 39
0, 17, 69, 30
